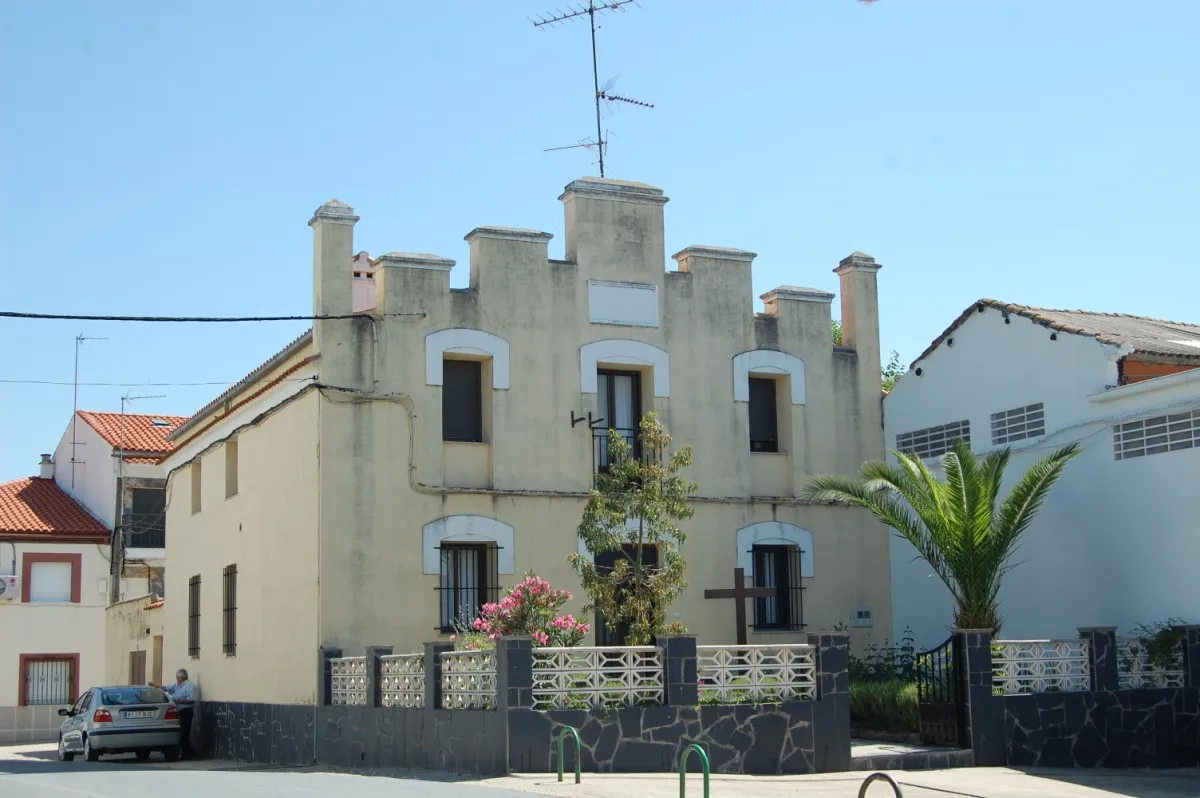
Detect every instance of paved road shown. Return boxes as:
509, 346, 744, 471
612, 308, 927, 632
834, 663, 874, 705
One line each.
0, 745, 530, 798
3, 744, 1199, 797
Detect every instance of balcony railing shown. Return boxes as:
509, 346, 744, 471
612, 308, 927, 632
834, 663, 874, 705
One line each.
123, 513, 166, 550
593, 427, 639, 473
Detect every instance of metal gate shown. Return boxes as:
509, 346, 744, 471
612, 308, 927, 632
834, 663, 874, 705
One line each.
24, 658, 74, 705
915, 635, 966, 747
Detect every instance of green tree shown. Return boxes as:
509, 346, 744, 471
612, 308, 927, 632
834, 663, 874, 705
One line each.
881, 351, 905, 394
801, 439, 1080, 633
569, 412, 697, 645
832, 319, 906, 393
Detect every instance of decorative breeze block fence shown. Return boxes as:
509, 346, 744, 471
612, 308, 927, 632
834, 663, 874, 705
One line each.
441, 650, 498, 709
330, 656, 368, 706
380, 653, 425, 708
992, 639, 1091, 695
1117, 637, 1186, 689
531, 646, 664, 710
697, 644, 817, 703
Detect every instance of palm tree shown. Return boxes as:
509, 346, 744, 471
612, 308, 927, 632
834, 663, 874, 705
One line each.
802, 439, 1080, 634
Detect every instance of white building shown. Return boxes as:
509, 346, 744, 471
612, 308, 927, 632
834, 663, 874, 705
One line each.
51, 410, 188, 600
885, 299, 1200, 648
0, 462, 111, 743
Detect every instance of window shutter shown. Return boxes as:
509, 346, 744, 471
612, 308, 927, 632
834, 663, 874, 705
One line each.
748, 377, 779, 452
442, 360, 483, 442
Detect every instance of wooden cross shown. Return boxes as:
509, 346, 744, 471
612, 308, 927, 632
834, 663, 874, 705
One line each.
703, 567, 776, 645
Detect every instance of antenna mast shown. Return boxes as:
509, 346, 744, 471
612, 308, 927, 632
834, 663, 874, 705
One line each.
531, 0, 653, 176
71, 333, 107, 489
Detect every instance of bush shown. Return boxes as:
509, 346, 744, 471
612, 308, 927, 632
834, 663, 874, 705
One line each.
850, 679, 919, 734
848, 627, 917, 683
452, 571, 589, 650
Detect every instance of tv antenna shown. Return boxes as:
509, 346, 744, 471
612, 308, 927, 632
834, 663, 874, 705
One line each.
70, 333, 107, 489
531, 0, 654, 177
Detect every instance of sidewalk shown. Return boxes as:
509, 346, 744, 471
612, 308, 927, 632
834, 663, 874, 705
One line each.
480, 768, 1200, 797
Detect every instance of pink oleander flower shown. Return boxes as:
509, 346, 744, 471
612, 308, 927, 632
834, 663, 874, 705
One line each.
532, 631, 549, 646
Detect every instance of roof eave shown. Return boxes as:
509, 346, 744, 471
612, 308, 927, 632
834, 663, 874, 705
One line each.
168, 329, 314, 441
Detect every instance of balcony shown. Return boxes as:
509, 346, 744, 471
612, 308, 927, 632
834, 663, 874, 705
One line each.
592, 427, 639, 473
123, 512, 166, 560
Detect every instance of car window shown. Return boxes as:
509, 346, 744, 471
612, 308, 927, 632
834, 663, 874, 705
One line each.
98, 686, 170, 706
70, 691, 90, 715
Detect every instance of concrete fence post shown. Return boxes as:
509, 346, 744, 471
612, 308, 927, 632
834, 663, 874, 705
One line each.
807, 633, 850, 772
955, 629, 1003, 767
1172, 625, 1200, 689
424, 642, 454, 709
653, 634, 698, 707
365, 646, 394, 708
1078, 627, 1119, 691
496, 636, 534, 710
317, 647, 342, 707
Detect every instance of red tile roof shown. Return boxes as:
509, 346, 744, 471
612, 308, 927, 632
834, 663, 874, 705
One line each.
146, 598, 165, 610
0, 477, 109, 542
77, 411, 189, 462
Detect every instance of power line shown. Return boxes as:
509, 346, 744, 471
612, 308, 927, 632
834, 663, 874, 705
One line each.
0, 376, 317, 388
0, 311, 425, 323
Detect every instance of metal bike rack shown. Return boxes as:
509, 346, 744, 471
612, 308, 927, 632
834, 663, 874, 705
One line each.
679, 744, 710, 798
556, 725, 582, 784
858, 771, 904, 796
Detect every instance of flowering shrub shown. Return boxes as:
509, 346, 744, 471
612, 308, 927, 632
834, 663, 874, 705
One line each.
454, 571, 589, 650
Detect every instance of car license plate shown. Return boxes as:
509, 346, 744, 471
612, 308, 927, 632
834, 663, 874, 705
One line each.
122, 711, 155, 719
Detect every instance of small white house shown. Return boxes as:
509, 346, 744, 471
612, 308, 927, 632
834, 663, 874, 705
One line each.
884, 299, 1200, 648
0, 466, 111, 743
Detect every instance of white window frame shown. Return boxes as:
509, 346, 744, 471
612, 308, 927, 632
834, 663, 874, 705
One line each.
425, 329, 510, 390
422, 515, 515, 575
732, 350, 806, 405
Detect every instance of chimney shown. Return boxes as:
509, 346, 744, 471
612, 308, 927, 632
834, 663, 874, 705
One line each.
560, 178, 668, 281
834, 251, 884, 459
309, 199, 359, 319
39, 454, 54, 480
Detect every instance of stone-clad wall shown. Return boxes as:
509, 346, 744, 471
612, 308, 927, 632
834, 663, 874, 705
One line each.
199, 633, 852, 775
509, 698, 850, 775
199, 702, 316, 765
1002, 688, 1199, 769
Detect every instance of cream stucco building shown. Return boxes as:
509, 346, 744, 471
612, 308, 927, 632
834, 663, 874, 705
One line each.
161, 177, 891, 704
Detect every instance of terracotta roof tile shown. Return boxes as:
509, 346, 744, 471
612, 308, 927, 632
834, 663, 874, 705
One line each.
914, 299, 1200, 368
0, 477, 109, 540
146, 598, 165, 610
77, 411, 189, 457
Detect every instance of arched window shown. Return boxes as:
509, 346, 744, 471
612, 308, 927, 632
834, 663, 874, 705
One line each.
425, 328, 510, 389
579, 339, 671, 398
732, 350, 806, 404
422, 515, 514, 633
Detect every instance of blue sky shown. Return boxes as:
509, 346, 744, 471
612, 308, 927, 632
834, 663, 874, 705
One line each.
1, 0, 1197, 482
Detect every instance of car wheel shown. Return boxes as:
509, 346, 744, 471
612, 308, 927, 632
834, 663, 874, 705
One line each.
135, 749, 151, 761
161, 746, 180, 762
83, 735, 100, 762
57, 735, 76, 762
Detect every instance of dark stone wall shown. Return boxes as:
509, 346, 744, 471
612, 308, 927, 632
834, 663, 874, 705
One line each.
508, 698, 849, 775
200, 702, 506, 774
1002, 688, 1199, 768
314, 706, 507, 775
199, 702, 317, 766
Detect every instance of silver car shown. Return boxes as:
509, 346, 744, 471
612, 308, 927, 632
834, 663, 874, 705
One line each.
57, 685, 182, 762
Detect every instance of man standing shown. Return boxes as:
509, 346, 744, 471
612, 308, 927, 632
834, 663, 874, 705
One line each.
157, 669, 198, 759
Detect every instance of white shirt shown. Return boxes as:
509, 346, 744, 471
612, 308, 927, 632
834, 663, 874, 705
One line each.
164, 679, 198, 704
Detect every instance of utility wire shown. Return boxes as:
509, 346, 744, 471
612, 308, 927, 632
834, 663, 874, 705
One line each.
0, 311, 424, 322
0, 376, 317, 388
